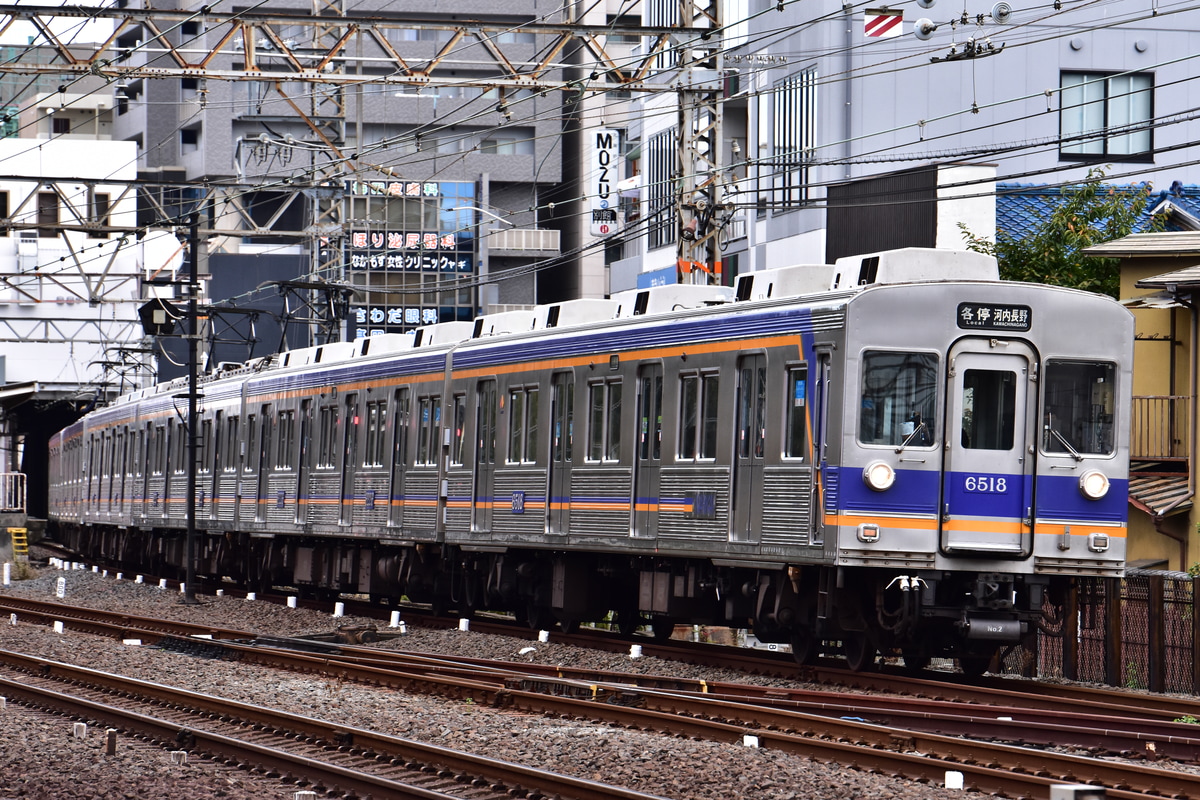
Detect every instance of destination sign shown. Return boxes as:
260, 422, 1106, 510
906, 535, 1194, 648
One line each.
956, 302, 1032, 332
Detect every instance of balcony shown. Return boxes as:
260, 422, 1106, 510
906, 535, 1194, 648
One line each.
1131, 395, 1190, 461
488, 227, 560, 256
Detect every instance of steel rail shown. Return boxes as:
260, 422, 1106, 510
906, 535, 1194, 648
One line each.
0, 652, 669, 800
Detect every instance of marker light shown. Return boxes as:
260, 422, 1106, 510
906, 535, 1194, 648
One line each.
1078, 470, 1110, 500
863, 460, 896, 491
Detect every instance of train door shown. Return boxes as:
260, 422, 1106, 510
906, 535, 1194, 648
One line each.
941, 339, 1037, 557
340, 394, 359, 526
732, 354, 766, 543
547, 372, 573, 535
388, 390, 409, 528
473, 380, 496, 532
296, 399, 312, 524
632, 363, 662, 539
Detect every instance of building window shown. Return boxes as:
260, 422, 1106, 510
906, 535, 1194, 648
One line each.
645, 128, 675, 251
772, 67, 818, 207
51, 116, 70, 135
181, 126, 200, 154
1060, 71, 1152, 160
480, 131, 534, 155
37, 191, 57, 237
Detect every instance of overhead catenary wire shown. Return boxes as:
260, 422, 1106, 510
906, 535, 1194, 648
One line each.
2, 0, 1190, 303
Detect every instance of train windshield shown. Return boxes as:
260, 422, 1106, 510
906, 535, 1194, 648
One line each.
858, 351, 938, 447
1042, 360, 1116, 456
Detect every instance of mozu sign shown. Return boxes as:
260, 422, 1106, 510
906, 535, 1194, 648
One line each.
589, 128, 620, 237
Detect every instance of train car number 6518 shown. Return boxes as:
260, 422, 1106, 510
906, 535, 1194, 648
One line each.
963, 476, 1008, 494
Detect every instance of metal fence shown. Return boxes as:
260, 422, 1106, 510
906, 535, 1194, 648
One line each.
998, 571, 1200, 694
0, 473, 24, 513
1131, 395, 1191, 461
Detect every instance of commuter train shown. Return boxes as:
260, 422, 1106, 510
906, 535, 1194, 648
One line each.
47, 248, 1131, 672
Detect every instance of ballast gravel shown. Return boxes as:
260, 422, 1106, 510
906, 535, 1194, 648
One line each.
0, 562, 989, 800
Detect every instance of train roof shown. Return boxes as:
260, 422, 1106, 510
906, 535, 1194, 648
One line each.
100, 247, 1019, 409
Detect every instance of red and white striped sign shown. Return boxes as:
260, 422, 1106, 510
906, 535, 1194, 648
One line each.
864, 8, 903, 37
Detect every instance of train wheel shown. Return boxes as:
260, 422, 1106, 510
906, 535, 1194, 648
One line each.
789, 627, 818, 665
524, 602, 553, 632
651, 618, 675, 640
958, 654, 992, 677
901, 648, 931, 674
614, 610, 643, 636
843, 633, 877, 672
558, 618, 581, 634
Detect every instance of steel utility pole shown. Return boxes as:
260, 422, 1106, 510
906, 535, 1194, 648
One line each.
183, 213, 201, 605
675, 0, 728, 285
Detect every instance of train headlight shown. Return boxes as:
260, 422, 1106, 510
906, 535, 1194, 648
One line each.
863, 460, 896, 492
1078, 470, 1110, 500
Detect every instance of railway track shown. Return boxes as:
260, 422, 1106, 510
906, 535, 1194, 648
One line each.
0, 648, 668, 800
4, 593, 1200, 799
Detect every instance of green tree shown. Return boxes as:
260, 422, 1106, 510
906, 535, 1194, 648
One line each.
959, 167, 1164, 298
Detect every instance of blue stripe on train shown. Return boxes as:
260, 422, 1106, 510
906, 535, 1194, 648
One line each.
830, 466, 1127, 523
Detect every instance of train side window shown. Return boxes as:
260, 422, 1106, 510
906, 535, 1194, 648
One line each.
450, 395, 467, 466
477, 382, 496, 465
277, 410, 295, 470
736, 361, 766, 459
679, 371, 719, 460
152, 425, 165, 475
317, 405, 339, 468
392, 390, 410, 464
587, 379, 622, 462
784, 366, 808, 459
223, 417, 239, 471
244, 414, 259, 473
170, 420, 186, 475
507, 386, 539, 464
198, 419, 212, 474
1042, 360, 1116, 456
416, 396, 441, 466
859, 351, 938, 447
364, 400, 387, 468
342, 396, 358, 471
262, 407, 275, 471
551, 373, 573, 463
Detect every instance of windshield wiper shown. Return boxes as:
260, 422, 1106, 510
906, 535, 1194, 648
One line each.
1045, 425, 1083, 462
895, 421, 927, 454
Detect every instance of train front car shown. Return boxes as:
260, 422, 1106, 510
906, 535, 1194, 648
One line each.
830, 262, 1131, 673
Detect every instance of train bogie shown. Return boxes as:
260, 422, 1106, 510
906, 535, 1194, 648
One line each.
47, 247, 1132, 671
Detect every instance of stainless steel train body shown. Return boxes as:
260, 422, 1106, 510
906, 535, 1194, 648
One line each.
47, 248, 1132, 669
